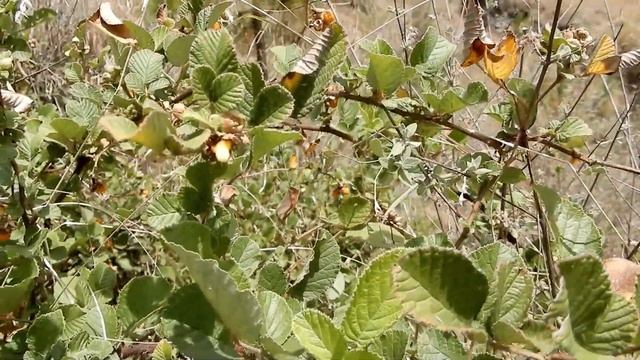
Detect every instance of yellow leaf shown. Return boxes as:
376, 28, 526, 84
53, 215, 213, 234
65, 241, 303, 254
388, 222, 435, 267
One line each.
484, 33, 519, 83
462, 38, 487, 67
586, 35, 621, 75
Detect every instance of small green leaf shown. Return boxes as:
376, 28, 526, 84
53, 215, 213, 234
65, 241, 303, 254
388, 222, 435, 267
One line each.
66, 98, 100, 126
271, 44, 302, 75
250, 127, 303, 163
259, 291, 293, 345
125, 20, 155, 50
292, 309, 348, 360
166, 35, 195, 66
189, 28, 238, 76
500, 166, 526, 184
410, 27, 456, 74
230, 236, 261, 277
367, 54, 405, 96
360, 39, 395, 56
151, 339, 175, 360
145, 195, 183, 230
26, 310, 65, 355
194, 2, 233, 32
342, 250, 404, 343
292, 237, 341, 302
0, 258, 38, 315
338, 196, 371, 227
417, 328, 467, 360
550, 117, 592, 149
343, 350, 382, 360
99, 115, 138, 141
373, 329, 409, 360
258, 263, 288, 295
250, 85, 294, 126
117, 276, 172, 332
130, 111, 174, 152
192, 69, 244, 113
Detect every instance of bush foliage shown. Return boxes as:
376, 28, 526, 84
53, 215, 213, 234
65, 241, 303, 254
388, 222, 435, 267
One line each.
2, 0, 640, 359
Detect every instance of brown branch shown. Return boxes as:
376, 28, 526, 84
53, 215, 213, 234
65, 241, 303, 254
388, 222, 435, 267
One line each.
171, 88, 193, 104
537, 139, 640, 176
10, 160, 32, 227
328, 90, 504, 149
525, 153, 557, 297
282, 121, 356, 143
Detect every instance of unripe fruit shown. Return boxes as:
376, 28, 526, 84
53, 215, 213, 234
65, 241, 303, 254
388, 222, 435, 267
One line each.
214, 139, 233, 163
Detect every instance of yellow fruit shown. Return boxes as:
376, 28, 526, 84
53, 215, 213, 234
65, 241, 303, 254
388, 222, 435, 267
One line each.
214, 140, 232, 163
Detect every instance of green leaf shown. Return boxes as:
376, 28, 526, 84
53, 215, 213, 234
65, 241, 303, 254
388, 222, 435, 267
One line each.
550, 117, 593, 149
162, 221, 215, 260
162, 284, 238, 359
259, 291, 293, 345
394, 247, 489, 329
99, 115, 138, 141
66, 98, 100, 126
117, 276, 172, 332
410, 27, 456, 74
195, 2, 233, 32
151, 339, 175, 360
471, 243, 532, 328
506, 78, 537, 129
250, 85, 294, 126
373, 329, 409, 360
559, 254, 638, 354
292, 309, 348, 360
166, 35, 195, 66
146, 195, 183, 230
84, 303, 120, 339
250, 127, 303, 163
535, 185, 603, 259
417, 328, 467, 360
360, 39, 395, 56
130, 111, 174, 152
292, 237, 341, 302
26, 310, 65, 356
229, 236, 261, 277
165, 240, 263, 344
258, 263, 288, 295
342, 250, 404, 343
189, 29, 238, 76
367, 54, 405, 96
271, 44, 302, 75
343, 350, 382, 360
338, 196, 371, 227
426, 82, 488, 114
500, 166, 526, 184
0, 258, 38, 315
126, 49, 165, 95
125, 20, 155, 50
192, 68, 244, 113
86, 263, 117, 303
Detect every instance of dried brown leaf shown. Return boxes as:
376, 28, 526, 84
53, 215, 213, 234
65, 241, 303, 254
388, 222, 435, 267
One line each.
603, 258, 640, 300
276, 187, 300, 221
87, 3, 136, 44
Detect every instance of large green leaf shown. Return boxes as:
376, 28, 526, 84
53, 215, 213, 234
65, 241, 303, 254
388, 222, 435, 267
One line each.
342, 250, 404, 343
26, 310, 65, 356
166, 35, 195, 66
249, 85, 294, 126
161, 284, 238, 359
189, 28, 238, 76
292, 309, 348, 360
194, 2, 233, 32
145, 195, 183, 230
409, 27, 456, 74
292, 237, 341, 302
471, 243, 533, 328
535, 185, 603, 259
0, 258, 38, 315
258, 263, 288, 296
343, 350, 382, 360
66, 98, 100, 126
337, 196, 371, 228
425, 82, 489, 114
229, 236, 261, 277
373, 329, 409, 360
165, 239, 263, 344
367, 54, 406, 96
559, 254, 638, 354
126, 49, 164, 94
100, 111, 174, 152
191, 67, 244, 113
394, 247, 488, 329
250, 127, 303, 164
417, 328, 467, 360
258, 291, 293, 345
117, 276, 172, 332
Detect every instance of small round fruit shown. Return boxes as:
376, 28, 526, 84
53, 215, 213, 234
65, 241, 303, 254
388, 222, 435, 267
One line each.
214, 139, 233, 163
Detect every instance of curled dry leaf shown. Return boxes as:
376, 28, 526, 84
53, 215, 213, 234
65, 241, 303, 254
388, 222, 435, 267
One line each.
309, 8, 336, 32
1, 89, 33, 113
603, 257, 640, 300
276, 187, 300, 221
620, 49, 640, 69
484, 32, 519, 83
281, 25, 335, 92
461, 1, 494, 67
86, 2, 135, 44
586, 35, 620, 75
219, 184, 238, 206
